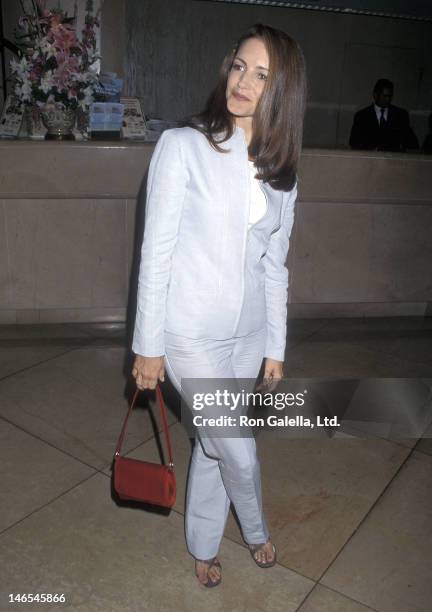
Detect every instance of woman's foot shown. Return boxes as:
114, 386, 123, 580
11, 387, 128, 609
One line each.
248, 538, 277, 568
195, 556, 222, 587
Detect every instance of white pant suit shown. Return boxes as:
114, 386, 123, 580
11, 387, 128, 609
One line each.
164, 162, 271, 559
132, 125, 298, 560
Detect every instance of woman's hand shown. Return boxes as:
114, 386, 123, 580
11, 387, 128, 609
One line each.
262, 358, 284, 391
132, 355, 165, 390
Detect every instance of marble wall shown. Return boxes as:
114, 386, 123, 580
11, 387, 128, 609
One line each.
290, 149, 432, 317
0, 140, 431, 323
0, 141, 149, 324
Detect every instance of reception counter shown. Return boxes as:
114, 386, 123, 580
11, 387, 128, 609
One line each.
0, 139, 431, 324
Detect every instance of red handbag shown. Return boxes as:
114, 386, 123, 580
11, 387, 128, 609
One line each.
113, 384, 176, 508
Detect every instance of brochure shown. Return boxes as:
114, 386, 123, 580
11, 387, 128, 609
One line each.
0, 95, 24, 138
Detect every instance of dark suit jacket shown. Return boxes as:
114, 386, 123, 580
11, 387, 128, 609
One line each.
349, 104, 419, 152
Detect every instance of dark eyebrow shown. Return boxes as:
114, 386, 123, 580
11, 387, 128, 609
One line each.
234, 56, 269, 71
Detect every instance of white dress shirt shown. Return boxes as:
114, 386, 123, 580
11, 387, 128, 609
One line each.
374, 104, 388, 123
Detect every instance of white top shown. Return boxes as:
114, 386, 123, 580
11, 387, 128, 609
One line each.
248, 160, 267, 229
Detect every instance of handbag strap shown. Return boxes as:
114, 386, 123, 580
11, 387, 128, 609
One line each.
114, 384, 174, 468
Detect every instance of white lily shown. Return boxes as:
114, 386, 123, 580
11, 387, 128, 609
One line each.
78, 85, 94, 109
40, 39, 57, 60
15, 80, 32, 102
10, 57, 30, 79
40, 71, 55, 94
10, 57, 21, 74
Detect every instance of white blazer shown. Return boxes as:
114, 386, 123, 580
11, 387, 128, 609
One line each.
132, 124, 298, 361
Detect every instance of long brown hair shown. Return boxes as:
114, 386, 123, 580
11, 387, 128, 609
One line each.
181, 23, 307, 191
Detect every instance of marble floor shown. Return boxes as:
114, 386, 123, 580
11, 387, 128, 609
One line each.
0, 317, 431, 612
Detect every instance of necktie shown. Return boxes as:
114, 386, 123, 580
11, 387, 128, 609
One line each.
379, 107, 386, 128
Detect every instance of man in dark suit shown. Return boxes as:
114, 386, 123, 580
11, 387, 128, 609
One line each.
349, 79, 419, 152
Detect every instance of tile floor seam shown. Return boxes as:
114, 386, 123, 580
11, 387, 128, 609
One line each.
49, 362, 127, 406
412, 438, 432, 455
0, 396, 180, 482
0, 470, 100, 538
0, 340, 100, 384
391, 439, 430, 454
0, 413, 103, 473
314, 443, 417, 585
294, 583, 321, 612
294, 582, 381, 612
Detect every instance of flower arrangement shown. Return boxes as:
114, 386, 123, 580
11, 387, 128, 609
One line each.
10, 0, 101, 112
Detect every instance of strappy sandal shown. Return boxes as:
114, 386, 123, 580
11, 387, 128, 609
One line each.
194, 556, 222, 587
248, 538, 277, 568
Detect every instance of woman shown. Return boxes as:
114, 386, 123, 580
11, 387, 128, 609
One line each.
132, 23, 306, 587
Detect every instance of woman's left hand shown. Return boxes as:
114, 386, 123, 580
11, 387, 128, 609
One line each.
262, 358, 284, 391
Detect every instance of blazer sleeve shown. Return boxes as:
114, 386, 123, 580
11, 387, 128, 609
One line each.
132, 129, 189, 357
262, 181, 298, 362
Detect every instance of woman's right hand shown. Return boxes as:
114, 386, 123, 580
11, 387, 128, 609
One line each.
132, 355, 165, 390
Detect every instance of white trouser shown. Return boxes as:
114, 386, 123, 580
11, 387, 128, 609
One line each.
164, 328, 269, 560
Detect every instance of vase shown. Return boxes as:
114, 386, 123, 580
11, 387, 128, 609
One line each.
40, 105, 77, 140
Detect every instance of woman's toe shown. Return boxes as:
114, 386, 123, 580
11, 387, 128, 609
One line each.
267, 543, 275, 563
195, 558, 221, 585
209, 565, 220, 582
265, 542, 275, 562
195, 564, 206, 584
